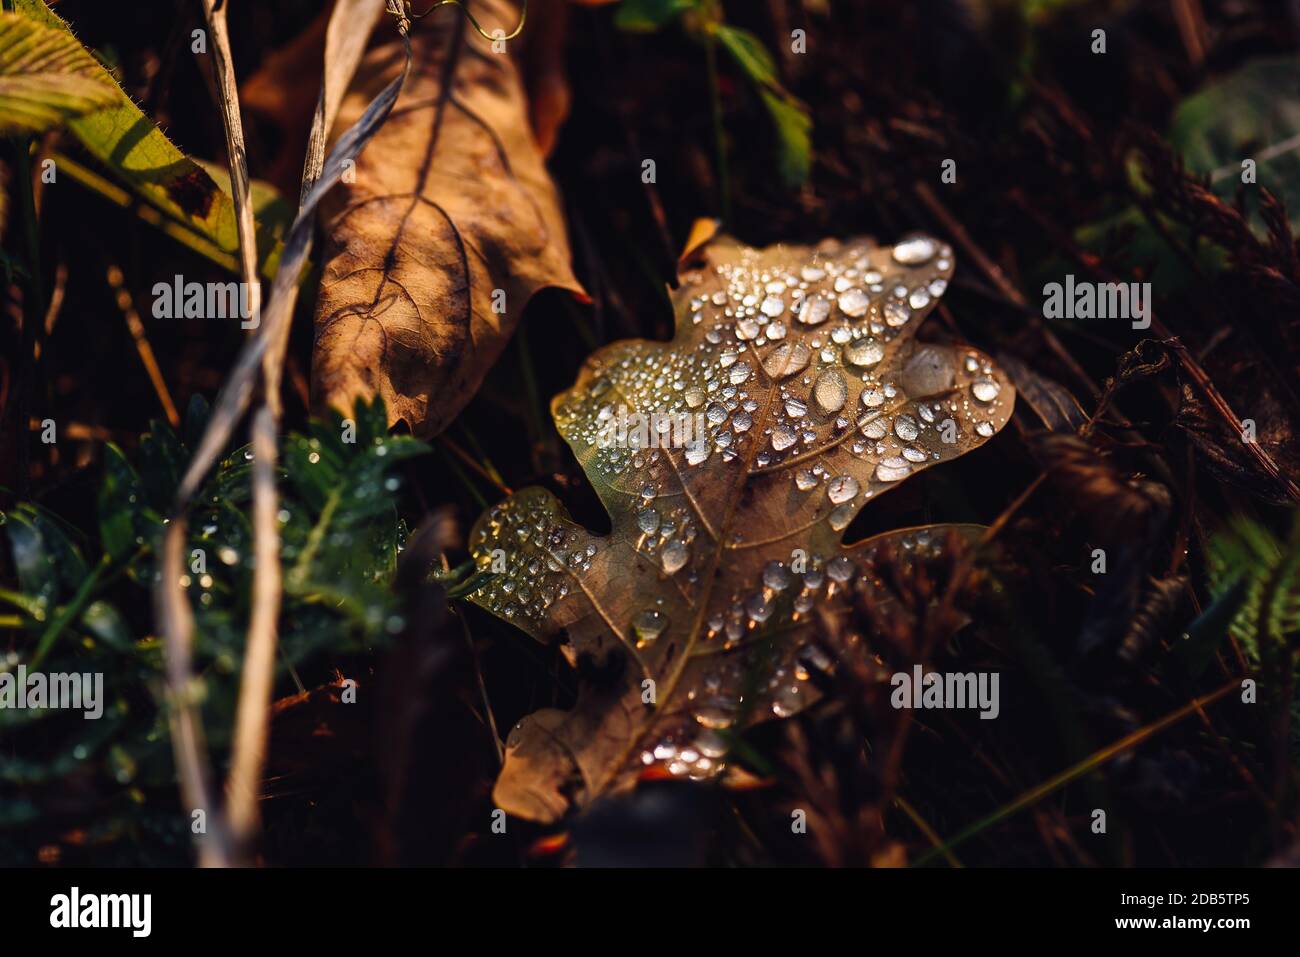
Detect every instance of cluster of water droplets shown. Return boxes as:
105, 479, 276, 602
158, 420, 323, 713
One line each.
472, 495, 596, 628
637, 526, 951, 781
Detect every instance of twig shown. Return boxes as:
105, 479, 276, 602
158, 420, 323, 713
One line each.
200, 0, 262, 332
1170, 0, 1208, 70
438, 432, 513, 497
455, 607, 504, 766
895, 795, 962, 868
106, 264, 180, 427
914, 182, 1101, 399
914, 678, 1240, 865
155, 524, 229, 866
200, 0, 273, 865
154, 0, 410, 866
225, 407, 281, 852
42, 260, 66, 335
1016, 183, 1300, 503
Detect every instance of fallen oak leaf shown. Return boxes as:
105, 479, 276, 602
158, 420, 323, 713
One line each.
469, 232, 1016, 822
312, 0, 584, 437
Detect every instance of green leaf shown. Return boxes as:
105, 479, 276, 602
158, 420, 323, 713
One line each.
758, 88, 812, 188
1173, 577, 1248, 680
715, 25, 811, 188
614, 0, 695, 32
10, 0, 282, 278
98, 443, 156, 561
1169, 56, 1300, 232
80, 599, 134, 652
2, 503, 87, 605
195, 158, 295, 244
0, 12, 117, 134
715, 24, 778, 88
1207, 513, 1300, 660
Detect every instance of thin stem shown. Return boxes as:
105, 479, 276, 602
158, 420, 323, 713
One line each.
705, 29, 731, 224
914, 679, 1239, 866
29, 555, 110, 670
226, 408, 281, 852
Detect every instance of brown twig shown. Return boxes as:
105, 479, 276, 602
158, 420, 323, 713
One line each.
154, 0, 406, 866
106, 264, 180, 428
914, 182, 1101, 399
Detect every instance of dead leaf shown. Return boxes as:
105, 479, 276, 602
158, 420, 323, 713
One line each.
312, 0, 584, 437
518, 0, 573, 156
240, 3, 336, 194
469, 232, 1016, 822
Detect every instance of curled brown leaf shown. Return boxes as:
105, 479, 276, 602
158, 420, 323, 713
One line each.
312, 0, 584, 437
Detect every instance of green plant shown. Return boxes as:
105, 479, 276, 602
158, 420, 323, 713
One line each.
616, 0, 812, 211
0, 397, 427, 863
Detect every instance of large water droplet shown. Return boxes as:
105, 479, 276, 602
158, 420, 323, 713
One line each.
695, 728, 730, 756
971, 377, 1001, 402
827, 475, 860, 504
893, 236, 938, 265
814, 368, 848, 414
763, 561, 792, 590
694, 698, 737, 729
826, 556, 856, 582
875, 457, 911, 482
894, 414, 920, 441
772, 423, 798, 451
763, 341, 810, 379
684, 439, 710, 465
662, 540, 690, 574
633, 609, 669, 645
884, 301, 911, 327
828, 503, 854, 530
798, 295, 831, 326
838, 288, 870, 318
636, 507, 660, 534
844, 339, 885, 368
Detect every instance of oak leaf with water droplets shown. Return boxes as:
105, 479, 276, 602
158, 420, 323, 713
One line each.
470, 232, 1015, 823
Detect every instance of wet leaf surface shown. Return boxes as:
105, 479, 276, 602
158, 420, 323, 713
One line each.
469, 232, 1016, 822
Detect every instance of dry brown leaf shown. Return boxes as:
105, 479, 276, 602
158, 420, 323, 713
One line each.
312, 0, 584, 437
469, 232, 1016, 822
